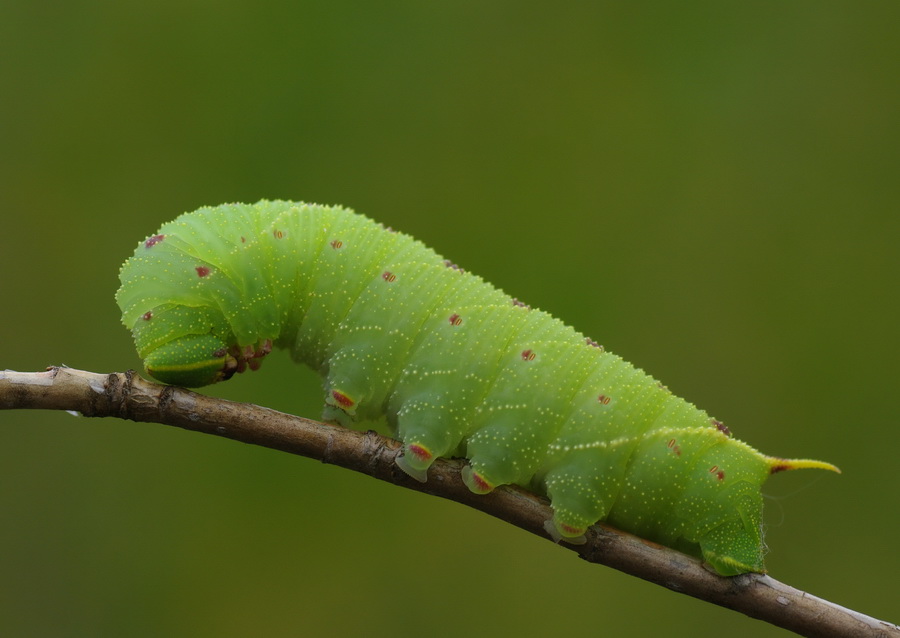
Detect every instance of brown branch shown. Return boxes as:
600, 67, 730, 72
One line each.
1, 366, 896, 638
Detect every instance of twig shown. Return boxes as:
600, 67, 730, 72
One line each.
1, 366, 896, 638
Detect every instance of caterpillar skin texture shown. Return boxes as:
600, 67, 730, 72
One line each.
117, 200, 839, 576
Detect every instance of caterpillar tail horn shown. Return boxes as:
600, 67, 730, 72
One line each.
767, 457, 841, 474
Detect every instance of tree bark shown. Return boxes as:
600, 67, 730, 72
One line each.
1, 367, 896, 638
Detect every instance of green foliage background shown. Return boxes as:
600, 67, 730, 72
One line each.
2, 2, 897, 636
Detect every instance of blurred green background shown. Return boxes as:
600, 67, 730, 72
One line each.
2, 2, 897, 636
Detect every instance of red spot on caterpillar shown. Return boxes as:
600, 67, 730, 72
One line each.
597, 394, 611, 405
195, 266, 211, 277
521, 349, 536, 361
273, 229, 284, 239
769, 462, 790, 474
382, 271, 396, 282
144, 234, 165, 248
331, 390, 355, 408
141, 311, 153, 321
709, 466, 725, 480
330, 239, 343, 249
448, 313, 462, 326
407, 444, 433, 462
667, 438, 682, 456
712, 419, 731, 436
511, 298, 530, 308
585, 337, 603, 350
560, 522, 586, 536
469, 470, 493, 492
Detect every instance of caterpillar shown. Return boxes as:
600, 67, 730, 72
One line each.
116, 200, 839, 576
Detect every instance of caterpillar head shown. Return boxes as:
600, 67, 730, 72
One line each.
125, 300, 277, 387
120, 303, 227, 387
116, 219, 278, 388
121, 304, 276, 387
142, 333, 232, 387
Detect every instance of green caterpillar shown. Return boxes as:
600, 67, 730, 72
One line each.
116, 200, 839, 576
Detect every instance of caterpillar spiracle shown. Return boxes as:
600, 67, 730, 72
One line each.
116, 200, 839, 576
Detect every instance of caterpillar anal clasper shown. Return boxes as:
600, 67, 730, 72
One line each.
116, 200, 839, 576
